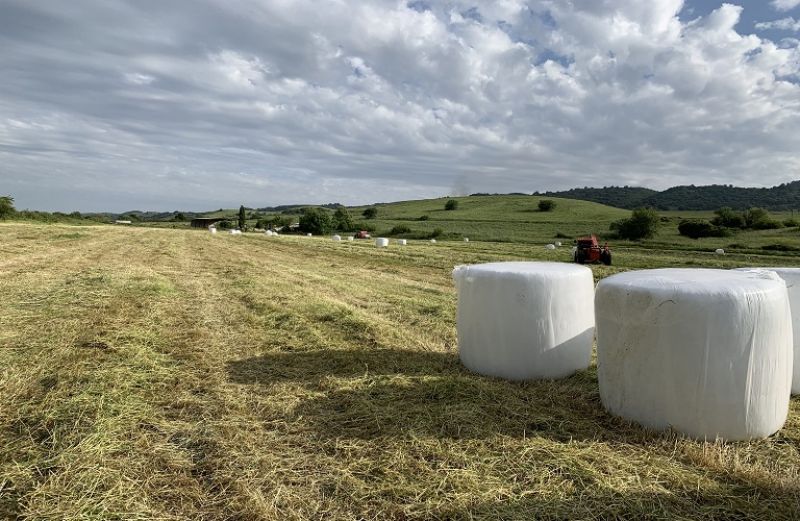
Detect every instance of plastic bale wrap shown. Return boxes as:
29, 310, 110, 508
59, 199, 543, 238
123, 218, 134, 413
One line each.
209, 228, 217, 234
332, 235, 342, 242
452, 262, 594, 381
397, 239, 407, 246
347, 236, 354, 242
736, 268, 800, 394
715, 248, 725, 255
430, 239, 437, 244
545, 244, 556, 250
375, 238, 389, 248
596, 268, 792, 441
464, 238, 470, 242
307, 233, 312, 237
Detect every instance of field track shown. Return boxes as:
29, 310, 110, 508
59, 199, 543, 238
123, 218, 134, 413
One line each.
1, 223, 799, 519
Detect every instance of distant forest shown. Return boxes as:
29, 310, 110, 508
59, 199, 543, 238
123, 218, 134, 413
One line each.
538, 182, 800, 211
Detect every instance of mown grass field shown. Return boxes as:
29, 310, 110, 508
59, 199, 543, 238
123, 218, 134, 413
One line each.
2, 222, 800, 519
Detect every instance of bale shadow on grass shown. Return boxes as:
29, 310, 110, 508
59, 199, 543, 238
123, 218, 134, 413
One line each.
430, 487, 800, 521
227, 349, 632, 442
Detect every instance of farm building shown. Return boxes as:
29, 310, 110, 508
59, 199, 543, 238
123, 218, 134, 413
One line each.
190, 217, 224, 228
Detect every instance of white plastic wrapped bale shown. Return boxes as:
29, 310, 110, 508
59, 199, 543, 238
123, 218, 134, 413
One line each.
453, 262, 594, 381
464, 238, 469, 242
596, 268, 792, 441
715, 248, 725, 255
209, 227, 217, 234
307, 233, 312, 237
555, 241, 562, 247
736, 268, 800, 395
375, 237, 389, 248
397, 239, 407, 246
545, 244, 556, 250
347, 236, 354, 241
332, 235, 342, 242
430, 239, 437, 244
265, 230, 273, 236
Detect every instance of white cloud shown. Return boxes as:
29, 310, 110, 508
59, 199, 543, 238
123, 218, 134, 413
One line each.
756, 17, 800, 32
772, 0, 800, 12
0, 0, 799, 211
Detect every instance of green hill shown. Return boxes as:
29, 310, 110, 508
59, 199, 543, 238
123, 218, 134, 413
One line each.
543, 182, 800, 211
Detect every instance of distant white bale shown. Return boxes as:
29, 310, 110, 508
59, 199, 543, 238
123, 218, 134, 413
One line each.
555, 241, 562, 247
332, 235, 342, 242
265, 230, 273, 236
229, 230, 238, 235
307, 233, 312, 237
347, 236, 354, 241
545, 244, 556, 250
596, 268, 792, 441
209, 228, 217, 234
453, 262, 594, 381
376, 237, 389, 248
430, 239, 437, 244
736, 267, 800, 395
715, 248, 725, 255
464, 238, 470, 242
398, 239, 407, 246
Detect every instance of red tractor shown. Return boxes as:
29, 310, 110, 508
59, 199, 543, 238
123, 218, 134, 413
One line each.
354, 230, 372, 239
574, 235, 612, 265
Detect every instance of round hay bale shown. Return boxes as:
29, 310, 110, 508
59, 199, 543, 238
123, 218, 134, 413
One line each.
596, 268, 792, 440
453, 262, 594, 381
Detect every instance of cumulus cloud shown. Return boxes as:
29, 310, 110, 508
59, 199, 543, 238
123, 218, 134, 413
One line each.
0, 0, 799, 211
772, 0, 800, 12
757, 17, 800, 31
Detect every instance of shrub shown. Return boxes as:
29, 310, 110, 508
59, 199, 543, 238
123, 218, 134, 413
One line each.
299, 207, 333, 235
430, 228, 443, 238
711, 207, 745, 229
445, 199, 459, 211
678, 220, 729, 239
417, 215, 430, 221
783, 219, 799, 228
217, 220, 233, 229
743, 207, 782, 229
0, 196, 15, 219
538, 200, 556, 212
362, 207, 378, 219
389, 224, 412, 235
554, 231, 570, 239
610, 208, 660, 240
333, 207, 355, 231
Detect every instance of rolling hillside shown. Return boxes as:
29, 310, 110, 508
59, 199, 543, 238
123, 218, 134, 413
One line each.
542, 182, 800, 211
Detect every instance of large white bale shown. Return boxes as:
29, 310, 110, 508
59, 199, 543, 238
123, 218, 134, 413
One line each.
347, 236, 354, 241
453, 262, 594, 381
430, 239, 437, 244
209, 228, 217, 234
307, 233, 312, 237
555, 241, 562, 247
397, 239, 407, 246
715, 248, 725, 255
545, 244, 556, 250
736, 268, 800, 394
376, 237, 389, 247
464, 238, 470, 242
596, 268, 792, 440
332, 235, 342, 242
265, 230, 273, 236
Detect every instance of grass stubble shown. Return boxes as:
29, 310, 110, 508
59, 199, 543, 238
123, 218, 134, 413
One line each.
0, 223, 799, 520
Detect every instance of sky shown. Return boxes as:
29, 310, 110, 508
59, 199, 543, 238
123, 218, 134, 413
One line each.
1, 1, 799, 212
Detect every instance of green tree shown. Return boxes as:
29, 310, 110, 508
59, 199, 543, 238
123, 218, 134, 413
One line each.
333, 207, 355, 231
743, 207, 780, 230
238, 205, 246, 231
362, 207, 378, 219
445, 199, 459, 211
299, 207, 333, 235
0, 196, 16, 219
711, 207, 744, 229
538, 199, 556, 212
172, 212, 186, 222
610, 208, 660, 240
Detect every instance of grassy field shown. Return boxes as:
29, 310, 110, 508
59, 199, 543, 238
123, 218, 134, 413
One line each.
2, 223, 800, 519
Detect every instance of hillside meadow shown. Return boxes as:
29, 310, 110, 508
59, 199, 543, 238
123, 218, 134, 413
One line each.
1, 221, 800, 519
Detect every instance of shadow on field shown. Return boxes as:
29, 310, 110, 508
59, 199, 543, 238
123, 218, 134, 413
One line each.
227, 349, 632, 441
430, 487, 800, 521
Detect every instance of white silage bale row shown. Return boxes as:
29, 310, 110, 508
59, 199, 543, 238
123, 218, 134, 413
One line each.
375, 237, 389, 248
